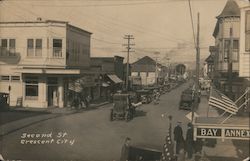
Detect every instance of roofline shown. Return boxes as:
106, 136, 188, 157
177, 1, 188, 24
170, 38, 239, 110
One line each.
67, 24, 92, 35
0, 20, 92, 34
0, 20, 68, 24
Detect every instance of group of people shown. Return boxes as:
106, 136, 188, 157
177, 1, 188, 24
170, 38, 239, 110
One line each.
174, 121, 203, 161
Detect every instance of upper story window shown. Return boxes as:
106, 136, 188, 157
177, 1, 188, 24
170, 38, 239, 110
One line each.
0, 39, 16, 56
223, 39, 239, 61
0, 75, 10, 81
53, 39, 62, 58
27, 39, 42, 57
246, 10, 250, 52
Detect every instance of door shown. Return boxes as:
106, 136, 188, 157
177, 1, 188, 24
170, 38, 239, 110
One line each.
48, 86, 58, 107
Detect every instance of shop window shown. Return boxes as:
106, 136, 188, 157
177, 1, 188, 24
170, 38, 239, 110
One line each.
25, 77, 38, 100
0, 75, 10, 81
246, 10, 250, 52
53, 39, 62, 57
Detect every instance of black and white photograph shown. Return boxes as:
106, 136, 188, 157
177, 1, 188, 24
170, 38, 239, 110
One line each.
0, 0, 249, 161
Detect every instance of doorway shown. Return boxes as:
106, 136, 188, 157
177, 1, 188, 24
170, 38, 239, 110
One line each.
48, 85, 58, 107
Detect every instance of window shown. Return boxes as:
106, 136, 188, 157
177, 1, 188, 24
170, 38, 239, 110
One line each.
9, 39, 16, 56
0, 75, 10, 81
223, 39, 239, 61
11, 76, 20, 81
27, 39, 42, 57
25, 77, 38, 99
27, 39, 34, 56
232, 40, 239, 61
224, 40, 230, 61
246, 10, 250, 51
0, 39, 16, 56
35, 39, 42, 56
53, 39, 62, 57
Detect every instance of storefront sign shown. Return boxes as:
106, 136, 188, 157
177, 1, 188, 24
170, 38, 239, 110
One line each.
224, 129, 250, 138
195, 126, 250, 140
197, 128, 222, 137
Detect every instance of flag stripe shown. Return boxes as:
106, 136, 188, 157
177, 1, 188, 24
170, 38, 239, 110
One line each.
208, 88, 238, 114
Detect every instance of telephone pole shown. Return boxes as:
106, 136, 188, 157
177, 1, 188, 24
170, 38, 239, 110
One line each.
154, 52, 160, 85
123, 35, 135, 91
228, 27, 233, 99
192, 12, 200, 123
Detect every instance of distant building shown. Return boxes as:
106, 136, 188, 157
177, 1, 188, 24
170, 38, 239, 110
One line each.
131, 56, 166, 86
90, 56, 124, 99
0, 20, 94, 108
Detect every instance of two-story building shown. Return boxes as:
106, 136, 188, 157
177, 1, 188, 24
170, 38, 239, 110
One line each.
131, 56, 166, 86
0, 19, 93, 108
212, 0, 244, 100
211, 0, 250, 101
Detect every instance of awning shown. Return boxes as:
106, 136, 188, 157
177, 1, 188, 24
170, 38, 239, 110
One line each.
107, 74, 123, 84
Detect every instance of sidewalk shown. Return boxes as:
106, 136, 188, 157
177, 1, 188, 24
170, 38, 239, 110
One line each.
195, 91, 238, 160
0, 101, 110, 137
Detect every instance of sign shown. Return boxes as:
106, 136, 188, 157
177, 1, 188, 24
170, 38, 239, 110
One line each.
197, 128, 221, 137
224, 129, 250, 138
194, 126, 250, 141
185, 112, 199, 121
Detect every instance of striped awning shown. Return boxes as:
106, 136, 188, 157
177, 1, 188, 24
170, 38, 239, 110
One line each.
107, 74, 123, 84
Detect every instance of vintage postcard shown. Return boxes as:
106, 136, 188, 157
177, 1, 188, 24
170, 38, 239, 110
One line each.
0, 0, 249, 161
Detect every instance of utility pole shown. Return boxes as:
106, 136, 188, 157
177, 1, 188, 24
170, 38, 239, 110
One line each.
192, 12, 200, 123
123, 35, 135, 91
228, 27, 233, 99
154, 52, 160, 85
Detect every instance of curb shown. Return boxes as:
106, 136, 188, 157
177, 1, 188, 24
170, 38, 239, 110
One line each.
0, 102, 111, 137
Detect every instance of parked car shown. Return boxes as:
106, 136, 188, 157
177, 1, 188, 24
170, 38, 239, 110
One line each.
110, 93, 135, 121
179, 89, 194, 110
136, 89, 152, 104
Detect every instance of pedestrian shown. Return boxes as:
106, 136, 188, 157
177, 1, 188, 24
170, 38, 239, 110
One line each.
174, 121, 184, 155
185, 122, 194, 160
120, 137, 131, 161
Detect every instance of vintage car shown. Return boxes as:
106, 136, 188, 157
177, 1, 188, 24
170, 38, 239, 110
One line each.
126, 145, 162, 161
136, 89, 153, 104
110, 93, 135, 121
179, 89, 194, 110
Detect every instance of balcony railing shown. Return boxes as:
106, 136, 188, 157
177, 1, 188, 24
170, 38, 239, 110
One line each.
53, 47, 62, 58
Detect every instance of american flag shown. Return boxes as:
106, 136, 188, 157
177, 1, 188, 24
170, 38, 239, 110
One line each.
208, 87, 238, 114
161, 128, 174, 161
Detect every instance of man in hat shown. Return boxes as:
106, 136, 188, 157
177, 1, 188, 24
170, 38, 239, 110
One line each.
186, 122, 194, 159
174, 121, 184, 155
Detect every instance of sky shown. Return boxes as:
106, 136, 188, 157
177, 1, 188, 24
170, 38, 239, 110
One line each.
0, 0, 229, 66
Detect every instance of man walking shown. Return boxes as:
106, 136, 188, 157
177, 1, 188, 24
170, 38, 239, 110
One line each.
174, 121, 184, 155
186, 122, 194, 160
